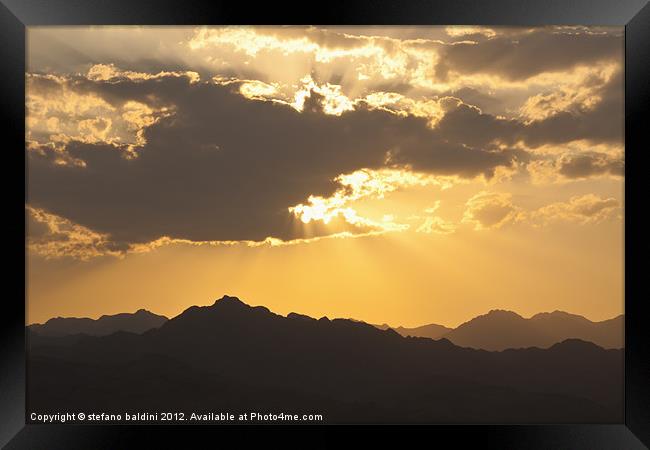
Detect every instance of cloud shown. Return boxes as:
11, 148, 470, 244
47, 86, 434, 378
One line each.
435, 28, 622, 82
288, 168, 445, 233
445, 26, 497, 39
414, 200, 456, 235
518, 64, 617, 122
28, 26, 623, 120
27, 206, 128, 260
189, 26, 379, 61
557, 152, 624, 178
26, 72, 177, 152
433, 66, 623, 150
86, 63, 200, 83
27, 203, 394, 261
416, 216, 456, 235
462, 191, 523, 230
460, 192, 621, 230
527, 151, 624, 183
27, 73, 534, 247
25, 27, 624, 258
28, 27, 624, 150
520, 68, 623, 147
529, 194, 621, 226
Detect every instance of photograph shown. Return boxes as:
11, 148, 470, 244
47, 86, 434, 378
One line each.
24, 25, 626, 425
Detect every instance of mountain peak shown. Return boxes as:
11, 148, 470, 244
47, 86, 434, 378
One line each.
485, 309, 522, 318
530, 310, 588, 322
213, 295, 246, 307
287, 312, 316, 321
549, 338, 603, 352
29, 309, 168, 337
463, 309, 523, 323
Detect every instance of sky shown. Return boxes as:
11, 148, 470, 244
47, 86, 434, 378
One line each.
26, 26, 624, 328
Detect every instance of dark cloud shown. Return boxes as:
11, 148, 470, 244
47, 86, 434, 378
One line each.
435, 29, 622, 81
525, 70, 623, 147
28, 76, 527, 245
558, 152, 624, 179
27, 60, 622, 245
26, 206, 131, 260
432, 68, 623, 150
448, 87, 505, 115
433, 99, 522, 147
27, 209, 51, 240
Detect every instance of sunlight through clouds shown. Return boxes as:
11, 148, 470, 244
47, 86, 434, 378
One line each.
25, 25, 624, 332
26, 26, 623, 259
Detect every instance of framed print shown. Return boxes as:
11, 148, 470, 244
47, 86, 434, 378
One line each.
1, 0, 649, 448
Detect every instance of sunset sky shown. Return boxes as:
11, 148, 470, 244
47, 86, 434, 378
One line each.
26, 26, 624, 327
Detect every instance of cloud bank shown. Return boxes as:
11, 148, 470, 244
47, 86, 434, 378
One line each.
25, 26, 624, 259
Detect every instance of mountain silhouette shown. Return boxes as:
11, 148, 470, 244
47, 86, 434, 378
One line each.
29, 304, 622, 351
375, 322, 452, 340
441, 309, 623, 351
27, 295, 623, 423
28, 309, 168, 337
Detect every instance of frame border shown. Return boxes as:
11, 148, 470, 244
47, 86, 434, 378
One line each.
2, 1, 649, 448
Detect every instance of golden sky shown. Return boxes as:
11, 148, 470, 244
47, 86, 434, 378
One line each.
26, 26, 624, 327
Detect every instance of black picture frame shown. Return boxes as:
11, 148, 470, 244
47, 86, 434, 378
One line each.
2, 1, 648, 448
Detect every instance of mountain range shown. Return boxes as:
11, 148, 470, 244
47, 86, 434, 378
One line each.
27, 295, 623, 423
28, 309, 168, 337
30, 305, 623, 351
377, 309, 623, 351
